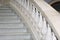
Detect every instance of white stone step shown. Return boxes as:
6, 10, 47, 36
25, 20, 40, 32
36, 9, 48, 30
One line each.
0, 39, 31, 40
0, 5, 32, 40
0, 23, 24, 28
0, 32, 30, 36
0, 15, 18, 19
0, 5, 10, 8
0, 13, 16, 16
0, 28, 27, 33
0, 33, 31, 40
0, 19, 20, 23
0, 7, 11, 10
0, 18, 20, 21
0, 9, 12, 13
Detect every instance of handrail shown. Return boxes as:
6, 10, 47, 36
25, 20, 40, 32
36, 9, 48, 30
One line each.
9, 0, 60, 40
50, 0, 60, 5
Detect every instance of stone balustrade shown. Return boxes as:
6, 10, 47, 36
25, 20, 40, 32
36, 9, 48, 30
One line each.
9, 0, 60, 40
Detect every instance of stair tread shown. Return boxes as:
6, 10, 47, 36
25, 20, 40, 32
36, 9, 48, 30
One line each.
0, 9, 12, 13
0, 33, 31, 40
0, 35, 31, 40
0, 28, 27, 33
0, 32, 30, 35
0, 15, 18, 19
0, 7, 11, 10
0, 19, 20, 23
0, 13, 16, 15
0, 23, 24, 28
0, 6, 10, 8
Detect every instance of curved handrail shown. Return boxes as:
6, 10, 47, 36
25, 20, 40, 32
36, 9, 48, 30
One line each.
50, 0, 60, 5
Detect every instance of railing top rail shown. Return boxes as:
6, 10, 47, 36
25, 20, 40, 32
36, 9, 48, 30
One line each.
33, 0, 60, 39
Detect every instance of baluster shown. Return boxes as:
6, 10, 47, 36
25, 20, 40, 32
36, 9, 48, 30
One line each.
38, 11, 40, 18
25, 0, 27, 8
26, 0, 29, 10
34, 7, 37, 19
37, 31, 42, 40
34, 8, 37, 22
28, 0, 29, 10
24, 0, 27, 8
15, 0, 18, 6
38, 13, 43, 40
14, 0, 17, 6
37, 11, 40, 24
18, 0, 21, 4
23, 0, 25, 7
38, 13, 43, 28
29, 2, 31, 12
20, 0, 22, 4
32, 4, 33, 12
42, 18, 47, 35
36, 10, 38, 23
35, 10, 39, 23
22, 0, 24, 6
45, 24, 52, 40
21, 0, 23, 6
32, 6, 35, 18
20, 0, 23, 5
22, 0, 23, 6
52, 32, 57, 40
19, 0, 21, 3
24, 0, 26, 8
41, 18, 47, 40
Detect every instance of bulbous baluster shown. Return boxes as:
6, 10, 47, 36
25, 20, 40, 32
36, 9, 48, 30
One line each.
22, 0, 24, 6
23, 0, 25, 7
42, 18, 47, 35
38, 13, 43, 28
32, 6, 35, 18
28, 0, 29, 10
37, 13, 43, 40
45, 24, 52, 40
52, 32, 57, 40
35, 9, 38, 23
20, 0, 22, 5
19, 0, 21, 3
26, 0, 29, 10
34, 8, 36, 18
41, 18, 47, 40
29, 2, 32, 12
26, 0, 28, 8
